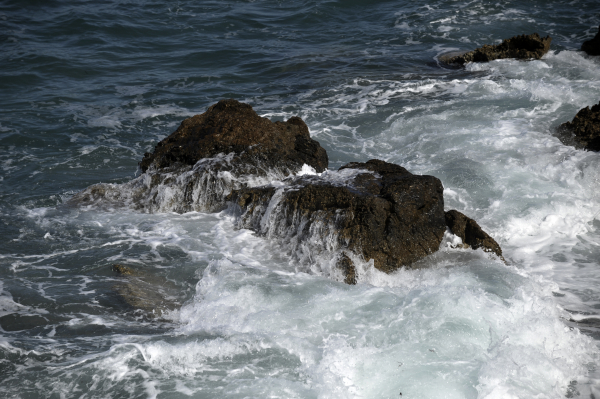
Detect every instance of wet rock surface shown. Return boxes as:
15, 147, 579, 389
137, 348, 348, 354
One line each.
444, 33, 551, 65
228, 159, 449, 280
558, 101, 600, 151
582, 25, 600, 56
72, 100, 328, 213
444, 210, 503, 259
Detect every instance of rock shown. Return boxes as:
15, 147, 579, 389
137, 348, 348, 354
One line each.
446, 33, 552, 65
582, 25, 600, 56
112, 264, 135, 275
444, 210, 503, 259
139, 99, 328, 173
228, 159, 448, 281
557, 101, 600, 151
338, 253, 357, 285
72, 100, 328, 213
438, 50, 469, 65
111, 264, 181, 317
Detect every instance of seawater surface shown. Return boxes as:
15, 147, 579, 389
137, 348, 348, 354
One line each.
1, 0, 600, 398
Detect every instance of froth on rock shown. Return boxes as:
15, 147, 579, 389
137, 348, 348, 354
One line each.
582, 25, 600, 56
227, 159, 503, 284
72, 99, 328, 212
558, 101, 600, 152
441, 33, 551, 65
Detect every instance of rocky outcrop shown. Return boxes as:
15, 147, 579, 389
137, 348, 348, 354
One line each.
444, 33, 551, 65
444, 210, 503, 259
558, 101, 600, 151
228, 159, 502, 283
75, 102, 503, 284
72, 100, 328, 213
582, 25, 600, 56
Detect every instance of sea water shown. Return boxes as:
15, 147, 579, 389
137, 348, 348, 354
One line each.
1, 0, 600, 397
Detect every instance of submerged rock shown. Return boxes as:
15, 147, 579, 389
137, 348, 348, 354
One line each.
72, 100, 328, 213
111, 264, 181, 317
445, 33, 551, 65
557, 101, 600, 151
582, 25, 600, 56
444, 210, 503, 259
228, 159, 501, 283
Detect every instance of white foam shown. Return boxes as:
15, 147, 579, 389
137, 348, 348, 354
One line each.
87, 116, 122, 129
169, 253, 595, 398
71, 153, 313, 214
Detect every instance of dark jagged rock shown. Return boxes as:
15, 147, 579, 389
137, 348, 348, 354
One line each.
445, 33, 552, 65
228, 159, 448, 280
72, 100, 328, 213
582, 25, 600, 56
444, 210, 503, 259
558, 101, 600, 151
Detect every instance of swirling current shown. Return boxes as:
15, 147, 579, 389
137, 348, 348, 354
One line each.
1, 0, 600, 397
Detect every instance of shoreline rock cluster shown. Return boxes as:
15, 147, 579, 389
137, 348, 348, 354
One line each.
83, 100, 503, 286
74, 28, 594, 315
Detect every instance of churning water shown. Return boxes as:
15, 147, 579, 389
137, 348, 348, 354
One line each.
1, 0, 600, 397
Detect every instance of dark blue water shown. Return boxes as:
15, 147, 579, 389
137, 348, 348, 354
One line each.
1, 1, 600, 397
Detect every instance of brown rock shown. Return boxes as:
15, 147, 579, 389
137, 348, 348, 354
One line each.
446, 33, 552, 65
558, 101, 600, 151
582, 25, 600, 56
338, 253, 357, 285
228, 159, 447, 281
139, 99, 328, 173
444, 210, 503, 259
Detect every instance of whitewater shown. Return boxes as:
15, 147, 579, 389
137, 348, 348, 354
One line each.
1, 0, 600, 397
